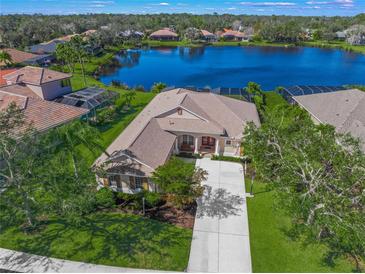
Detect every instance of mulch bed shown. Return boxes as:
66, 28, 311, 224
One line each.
146, 202, 197, 229
110, 201, 197, 229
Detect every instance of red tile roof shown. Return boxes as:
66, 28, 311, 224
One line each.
0, 68, 18, 86
222, 30, 246, 38
201, 30, 215, 37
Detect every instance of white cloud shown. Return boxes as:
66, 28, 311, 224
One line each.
306, 0, 354, 6
91, 0, 114, 4
239, 2, 296, 6
157, 2, 170, 6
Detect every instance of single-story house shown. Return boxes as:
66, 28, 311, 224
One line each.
221, 29, 247, 41
29, 39, 65, 54
292, 88, 365, 151
336, 31, 346, 40
94, 88, 260, 193
119, 30, 144, 39
149, 28, 179, 41
0, 48, 53, 67
201, 30, 217, 42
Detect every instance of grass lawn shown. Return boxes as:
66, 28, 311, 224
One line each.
245, 181, 354, 272
302, 40, 365, 54
264, 91, 287, 110
0, 212, 192, 271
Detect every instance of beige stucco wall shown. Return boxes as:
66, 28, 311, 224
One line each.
98, 174, 157, 194
25, 80, 71, 100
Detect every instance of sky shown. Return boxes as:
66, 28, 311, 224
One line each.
1, 0, 364, 16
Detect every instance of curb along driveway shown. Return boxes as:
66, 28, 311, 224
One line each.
188, 158, 252, 273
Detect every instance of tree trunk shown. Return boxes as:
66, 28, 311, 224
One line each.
23, 193, 33, 227
80, 58, 87, 87
72, 154, 79, 179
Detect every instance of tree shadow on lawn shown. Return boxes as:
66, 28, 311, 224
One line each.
11, 213, 190, 271
196, 185, 244, 219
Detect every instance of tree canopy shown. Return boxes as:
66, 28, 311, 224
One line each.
152, 157, 207, 208
244, 102, 365, 271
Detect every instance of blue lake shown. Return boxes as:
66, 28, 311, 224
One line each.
99, 46, 365, 90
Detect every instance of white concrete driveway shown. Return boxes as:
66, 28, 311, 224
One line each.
188, 158, 252, 273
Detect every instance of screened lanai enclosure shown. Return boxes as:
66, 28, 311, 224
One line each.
54, 87, 119, 118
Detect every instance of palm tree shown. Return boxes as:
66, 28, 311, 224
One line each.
50, 121, 104, 178
0, 50, 13, 66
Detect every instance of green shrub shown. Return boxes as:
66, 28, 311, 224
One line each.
151, 82, 167, 93
115, 192, 137, 203
95, 188, 115, 209
96, 107, 116, 124
144, 192, 163, 208
211, 155, 243, 163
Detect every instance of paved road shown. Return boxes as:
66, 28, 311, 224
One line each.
188, 158, 252, 273
0, 248, 165, 273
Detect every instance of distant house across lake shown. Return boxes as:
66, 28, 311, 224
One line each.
149, 28, 179, 41
220, 29, 249, 42
201, 30, 217, 42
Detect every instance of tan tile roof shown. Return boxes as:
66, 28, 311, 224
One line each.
0, 86, 88, 132
97, 88, 260, 174
0, 91, 27, 111
23, 97, 88, 132
150, 28, 178, 37
0, 48, 38, 66
4, 66, 71, 85
0, 84, 39, 98
293, 89, 365, 151
157, 117, 224, 135
201, 30, 215, 37
128, 118, 176, 170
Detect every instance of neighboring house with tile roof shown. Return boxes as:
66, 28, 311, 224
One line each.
0, 65, 90, 132
0, 68, 18, 86
149, 28, 179, 41
3, 66, 72, 100
221, 29, 247, 41
95, 88, 260, 193
29, 39, 65, 54
0, 48, 52, 67
0, 89, 88, 133
293, 89, 365, 151
201, 30, 217, 42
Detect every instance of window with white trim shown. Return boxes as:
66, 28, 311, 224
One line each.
135, 177, 143, 189
182, 135, 194, 145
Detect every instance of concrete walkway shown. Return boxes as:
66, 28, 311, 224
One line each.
0, 247, 164, 273
187, 158, 252, 273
